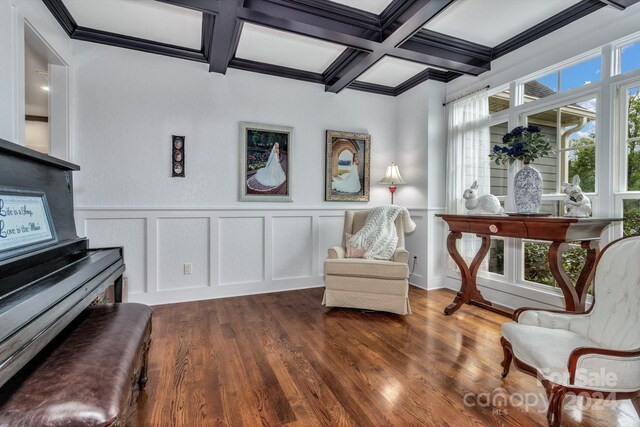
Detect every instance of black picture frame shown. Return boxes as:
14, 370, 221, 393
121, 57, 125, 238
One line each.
0, 187, 58, 261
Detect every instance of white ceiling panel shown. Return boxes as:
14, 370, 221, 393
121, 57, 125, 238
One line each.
424, 0, 582, 47
64, 0, 202, 49
356, 56, 429, 87
235, 23, 346, 73
328, 0, 393, 14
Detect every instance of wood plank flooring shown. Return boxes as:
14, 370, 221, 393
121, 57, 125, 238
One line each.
131, 287, 640, 426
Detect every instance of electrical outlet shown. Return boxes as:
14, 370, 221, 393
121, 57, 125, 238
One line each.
184, 263, 192, 275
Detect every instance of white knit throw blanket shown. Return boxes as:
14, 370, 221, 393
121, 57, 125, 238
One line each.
349, 206, 416, 260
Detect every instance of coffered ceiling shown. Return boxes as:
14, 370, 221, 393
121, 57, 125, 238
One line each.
43, 0, 640, 96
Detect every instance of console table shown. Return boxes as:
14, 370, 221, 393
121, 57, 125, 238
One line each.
435, 214, 622, 316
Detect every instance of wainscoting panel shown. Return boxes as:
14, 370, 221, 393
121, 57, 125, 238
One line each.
405, 213, 426, 284
84, 218, 147, 294
317, 215, 344, 274
272, 216, 312, 280
218, 216, 264, 286
75, 208, 433, 305
157, 217, 209, 291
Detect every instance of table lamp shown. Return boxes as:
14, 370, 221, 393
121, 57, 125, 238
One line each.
378, 162, 406, 204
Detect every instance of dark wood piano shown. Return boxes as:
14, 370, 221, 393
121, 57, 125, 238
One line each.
0, 138, 125, 389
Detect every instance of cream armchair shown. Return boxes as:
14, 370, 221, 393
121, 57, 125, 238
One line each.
322, 209, 411, 315
501, 234, 640, 426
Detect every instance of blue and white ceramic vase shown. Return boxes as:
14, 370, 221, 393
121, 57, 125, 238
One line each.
514, 163, 542, 213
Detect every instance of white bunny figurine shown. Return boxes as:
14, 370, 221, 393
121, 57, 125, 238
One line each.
463, 180, 504, 215
562, 175, 591, 217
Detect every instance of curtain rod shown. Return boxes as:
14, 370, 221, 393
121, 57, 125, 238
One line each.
443, 85, 490, 106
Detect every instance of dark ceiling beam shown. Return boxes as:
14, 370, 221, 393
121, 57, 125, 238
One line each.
73, 27, 208, 63
201, 13, 214, 60
598, 0, 625, 9
229, 57, 325, 84
403, 30, 491, 68
325, 0, 456, 93
599, 0, 640, 8
159, 0, 490, 77
42, 0, 76, 36
323, 48, 367, 85
492, 0, 607, 60
347, 81, 396, 96
207, 0, 244, 73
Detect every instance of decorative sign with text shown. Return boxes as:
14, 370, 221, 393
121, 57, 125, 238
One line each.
0, 188, 57, 260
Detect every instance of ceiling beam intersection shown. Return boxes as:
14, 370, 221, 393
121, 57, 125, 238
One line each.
325, 0, 456, 93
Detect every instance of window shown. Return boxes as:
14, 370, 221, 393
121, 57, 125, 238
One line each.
524, 97, 597, 194
523, 240, 587, 288
625, 86, 640, 191
619, 40, 640, 74
445, 35, 640, 299
523, 56, 601, 103
488, 238, 504, 275
489, 90, 510, 114
489, 122, 509, 196
621, 84, 640, 236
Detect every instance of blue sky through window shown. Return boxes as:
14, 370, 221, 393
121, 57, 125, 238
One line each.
622, 41, 640, 74
561, 57, 601, 91
537, 73, 558, 92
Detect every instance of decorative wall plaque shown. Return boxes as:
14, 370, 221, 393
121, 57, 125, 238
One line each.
0, 187, 57, 260
172, 135, 185, 177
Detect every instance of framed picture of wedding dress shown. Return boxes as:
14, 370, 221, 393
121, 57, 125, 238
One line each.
325, 130, 371, 202
240, 122, 293, 202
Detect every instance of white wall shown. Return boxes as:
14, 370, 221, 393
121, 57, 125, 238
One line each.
72, 41, 432, 305
395, 81, 447, 290
24, 120, 48, 153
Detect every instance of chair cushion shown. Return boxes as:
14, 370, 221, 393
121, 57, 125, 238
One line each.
502, 321, 598, 384
325, 258, 409, 280
0, 303, 152, 426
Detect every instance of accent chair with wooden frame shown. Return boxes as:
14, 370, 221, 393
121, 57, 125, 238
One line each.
500, 233, 640, 426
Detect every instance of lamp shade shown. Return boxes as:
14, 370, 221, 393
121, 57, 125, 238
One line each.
378, 163, 407, 185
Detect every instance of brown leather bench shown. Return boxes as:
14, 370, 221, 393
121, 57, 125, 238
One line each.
0, 303, 152, 426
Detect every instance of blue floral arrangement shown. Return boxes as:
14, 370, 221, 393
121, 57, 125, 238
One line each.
489, 125, 553, 165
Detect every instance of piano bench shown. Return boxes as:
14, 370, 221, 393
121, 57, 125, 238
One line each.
0, 303, 152, 427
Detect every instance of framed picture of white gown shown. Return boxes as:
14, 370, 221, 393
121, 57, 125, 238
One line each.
325, 130, 370, 202
240, 122, 293, 202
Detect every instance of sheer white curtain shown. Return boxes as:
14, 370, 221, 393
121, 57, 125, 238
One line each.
445, 89, 491, 261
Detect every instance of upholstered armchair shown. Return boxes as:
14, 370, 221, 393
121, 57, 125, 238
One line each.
322, 209, 411, 315
501, 234, 640, 426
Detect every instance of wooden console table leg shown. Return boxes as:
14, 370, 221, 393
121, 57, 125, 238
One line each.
575, 240, 599, 311
548, 242, 580, 312
114, 274, 123, 303
444, 232, 492, 315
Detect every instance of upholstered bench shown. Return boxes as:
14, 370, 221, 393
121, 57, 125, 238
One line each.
0, 303, 152, 427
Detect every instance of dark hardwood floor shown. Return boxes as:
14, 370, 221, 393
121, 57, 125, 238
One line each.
132, 287, 640, 426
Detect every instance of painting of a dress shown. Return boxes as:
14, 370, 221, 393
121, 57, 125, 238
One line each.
240, 122, 293, 202
325, 130, 370, 202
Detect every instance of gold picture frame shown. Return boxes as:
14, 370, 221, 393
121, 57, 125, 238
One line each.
325, 130, 371, 202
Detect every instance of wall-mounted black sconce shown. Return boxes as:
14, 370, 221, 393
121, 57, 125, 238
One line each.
172, 135, 185, 177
